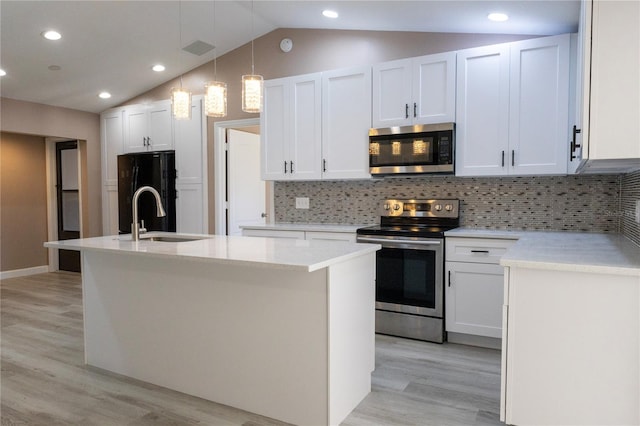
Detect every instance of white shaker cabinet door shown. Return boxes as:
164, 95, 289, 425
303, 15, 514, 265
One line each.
261, 78, 289, 180
587, 0, 640, 160
101, 109, 124, 186
175, 97, 204, 185
445, 261, 504, 338
288, 73, 322, 180
175, 184, 205, 234
509, 34, 570, 175
322, 66, 372, 180
147, 101, 173, 151
372, 58, 413, 128
123, 107, 149, 153
413, 51, 456, 125
455, 44, 510, 176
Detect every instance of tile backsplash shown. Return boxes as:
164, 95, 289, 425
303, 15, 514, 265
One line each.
274, 174, 623, 233
621, 170, 640, 245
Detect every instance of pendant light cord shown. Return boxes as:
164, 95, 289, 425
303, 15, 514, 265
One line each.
251, 0, 255, 75
179, 0, 183, 88
213, 1, 217, 79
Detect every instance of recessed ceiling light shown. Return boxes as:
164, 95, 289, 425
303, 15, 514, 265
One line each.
42, 30, 62, 40
48, 65, 61, 71
98, 92, 112, 99
322, 10, 338, 19
488, 12, 509, 22
152, 64, 166, 72
0, 69, 6, 77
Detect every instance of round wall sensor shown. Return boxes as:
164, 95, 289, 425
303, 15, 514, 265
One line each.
280, 38, 293, 53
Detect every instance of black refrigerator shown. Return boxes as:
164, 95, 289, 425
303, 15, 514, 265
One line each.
117, 151, 176, 234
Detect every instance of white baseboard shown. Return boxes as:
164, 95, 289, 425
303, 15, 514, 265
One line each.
0, 265, 50, 280
446, 331, 502, 350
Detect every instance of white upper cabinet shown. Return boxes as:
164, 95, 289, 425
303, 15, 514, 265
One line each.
509, 35, 570, 175
123, 100, 173, 153
456, 44, 511, 176
456, 34, 570, 176
575, 0, 640, 173
174, 96, 205, 185
372, 52, 456, 128
321, 66, 372, 180
261, 73, 322, 181
101, 108, 124, 186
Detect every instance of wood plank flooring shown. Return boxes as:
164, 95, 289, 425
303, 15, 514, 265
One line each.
1, 272, 503, 425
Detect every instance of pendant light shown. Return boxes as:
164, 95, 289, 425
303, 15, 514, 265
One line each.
171, 0, 192, 120
241, 0, 263, 113
205, 1, 227, 117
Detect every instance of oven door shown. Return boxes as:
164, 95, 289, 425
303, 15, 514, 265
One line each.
356, 236, 443, 318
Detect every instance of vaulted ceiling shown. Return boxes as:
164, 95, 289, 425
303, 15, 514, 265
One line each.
0, 1, 580, 114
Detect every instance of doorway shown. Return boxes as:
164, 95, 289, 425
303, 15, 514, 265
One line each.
55, 141, 81, 272
214, 119, 274, 235
227, 129, 265, 236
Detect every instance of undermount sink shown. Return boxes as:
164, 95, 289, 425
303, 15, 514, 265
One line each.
140, 235, 205, 243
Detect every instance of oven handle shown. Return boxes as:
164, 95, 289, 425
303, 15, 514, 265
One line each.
357, 236, 442, 246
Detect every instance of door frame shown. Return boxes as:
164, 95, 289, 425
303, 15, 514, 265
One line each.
45, 137, 84, 271
213, 118, 274, 235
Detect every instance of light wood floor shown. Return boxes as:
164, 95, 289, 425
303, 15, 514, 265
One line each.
1, 272, 503, 426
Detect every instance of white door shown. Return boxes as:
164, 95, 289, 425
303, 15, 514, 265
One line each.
227, 129, 266, 236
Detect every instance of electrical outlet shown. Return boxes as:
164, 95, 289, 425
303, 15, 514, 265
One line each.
636, 200, 640, 224
295, 197, 310, 209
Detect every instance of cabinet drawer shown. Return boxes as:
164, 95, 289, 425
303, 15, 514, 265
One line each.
446, 237, 516, 264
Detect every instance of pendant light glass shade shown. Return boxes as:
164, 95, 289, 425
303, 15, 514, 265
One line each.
241, 74, 263, 113
171, 87, 192, 120
205, 81, 227, 117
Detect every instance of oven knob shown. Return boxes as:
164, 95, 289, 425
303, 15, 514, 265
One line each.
384, 203, 390, 210
393, 203, 401, 211
445, 204, 453, 212
434, 204, 443, 211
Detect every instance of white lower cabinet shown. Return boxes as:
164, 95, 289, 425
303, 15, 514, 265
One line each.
445, 237, 515, 342
445, 262, 504, 338
501, 266, 639, 425
175, 184, 205, 234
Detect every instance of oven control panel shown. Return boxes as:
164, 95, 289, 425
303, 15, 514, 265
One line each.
381, 199, 459, 218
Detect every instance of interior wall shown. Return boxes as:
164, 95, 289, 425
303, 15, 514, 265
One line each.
0, 98, 101, 239
122, 28, 536, 232
0, 132, 49, 271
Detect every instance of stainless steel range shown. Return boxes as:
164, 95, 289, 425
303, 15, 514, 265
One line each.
356, 199, 460, 343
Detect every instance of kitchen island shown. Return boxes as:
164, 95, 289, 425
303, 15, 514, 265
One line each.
45, 233, 380, 426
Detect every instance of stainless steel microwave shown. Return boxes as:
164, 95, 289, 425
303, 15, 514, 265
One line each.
368, 123, 454, 176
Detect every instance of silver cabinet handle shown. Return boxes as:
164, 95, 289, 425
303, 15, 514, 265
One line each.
323, 159, 327, 172
501, 151, 505, 167
511, 150, 515, 167
471, 250, 490, 254
261, 213, 268, 218
405, 104, 409, 119
284, 161, 288, 174
357, 236, 441, 246
413, 102, 417, 118
290, 161, 294, 174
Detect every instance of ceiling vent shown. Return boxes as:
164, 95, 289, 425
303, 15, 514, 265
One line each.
182, 40, 215, 56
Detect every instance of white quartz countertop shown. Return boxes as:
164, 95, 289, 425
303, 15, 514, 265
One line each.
240, 223, 373, 233
45, 233, 380, 272
445, 228, 640, 276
